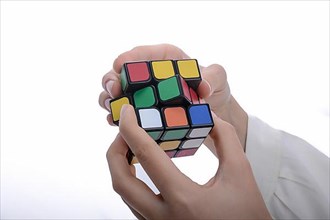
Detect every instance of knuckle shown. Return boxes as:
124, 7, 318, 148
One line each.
115, 53, 128, 68
131, 45, 145, 53
163, 43, 179, 52
101, 73, 109, 87
209, 63, 227, 79
210, 63, 226, 74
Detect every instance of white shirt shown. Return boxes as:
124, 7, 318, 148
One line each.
246, 116, 330, 219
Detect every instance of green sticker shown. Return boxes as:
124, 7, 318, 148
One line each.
162, 129, 189, 141
120, 67, 128, 92
133, 86, 156, 108
147, 131, 162, 140
158, 77, 180, 101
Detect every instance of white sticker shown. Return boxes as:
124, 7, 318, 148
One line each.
139, 109, 163, 128
188, 127, 212, 138
180, 138, 204, 149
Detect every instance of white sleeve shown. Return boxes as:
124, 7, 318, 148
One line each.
245, 116, 330, 219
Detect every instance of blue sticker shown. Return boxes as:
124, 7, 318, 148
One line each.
189, 105, 212, 125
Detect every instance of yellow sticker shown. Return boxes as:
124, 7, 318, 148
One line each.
130, 156, 139, 164
177, 60, 200, 78
159, 140, 181, 150
110, 97, 130, 121
152, 60, 175, 79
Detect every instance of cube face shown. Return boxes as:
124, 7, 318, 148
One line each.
109, 59, 214, 164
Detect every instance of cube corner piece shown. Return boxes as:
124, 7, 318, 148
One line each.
109, 96, 132, 126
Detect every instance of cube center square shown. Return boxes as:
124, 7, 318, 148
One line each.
158, 76, 180, 102
163, 107, 188, 127
109, 59, 214, 164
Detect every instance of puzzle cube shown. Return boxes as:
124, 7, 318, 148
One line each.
109, 59, 214, 165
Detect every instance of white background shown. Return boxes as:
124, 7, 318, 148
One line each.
1, 1, 329, 219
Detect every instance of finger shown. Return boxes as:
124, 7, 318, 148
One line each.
106, 114, 115, 126
101, 69, 122, 98
209, 112, 244, 165
119, 104, 191, 198
107, 134, 164, 218
197, 64, 229, 99
113, 44, 190, 73
99, 91, 111, 111
99, 92, 116, 126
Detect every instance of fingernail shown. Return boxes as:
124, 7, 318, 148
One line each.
104, 98, 111, 111
106, 80, 114, 97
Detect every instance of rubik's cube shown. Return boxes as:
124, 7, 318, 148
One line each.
109, 59, 214, 164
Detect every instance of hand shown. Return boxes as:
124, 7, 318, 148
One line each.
99, 44, 248, 153
107, 104, 271, 219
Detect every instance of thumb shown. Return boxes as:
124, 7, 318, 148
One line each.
119, 104, 153, 151
118, 104, 187, 195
